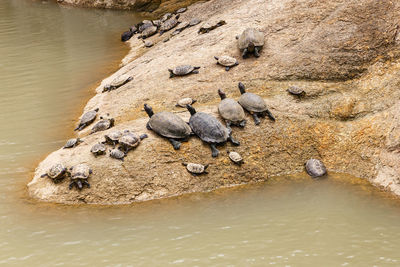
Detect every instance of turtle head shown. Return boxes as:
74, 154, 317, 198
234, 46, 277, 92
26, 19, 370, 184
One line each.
248, 41, 255, 52
94, 108, 99, 112
144, 104, 154, 117
238, 82, 246, 94
218, 89, 226, 100
186, 104, 196, 115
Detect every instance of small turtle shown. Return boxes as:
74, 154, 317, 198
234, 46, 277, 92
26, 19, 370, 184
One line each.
198, 20, 226, 34
176, 97, 196, 108
74, 108, 99, 131
91, 115, 115, 134
144, 104, 192, 150
176, 7, 187, 13
69, 163, 92, 190
161, 13, 172, 23
287, 86, 306, 97
104, 130, 122, 147
109, 148, 125, 161
227, 150, 243, 165
159, 16, 180, 35
187, 104, 239, 157
90, 143, 106, 157
175, 21, 190, 33
305, 159, 327, 178
121, 28, 134, 42
218, 89, 246, 129
214, 56, 239, 71
237, 28, 264, 58
118, 130, 148, 153
40, 163, 67, 183
103, 74, 133, 92
182, 162, 208, 175
189, 18, 202, 27
138, 20, 153, 33
64, 138, 82, 149
168, 65, 200, 78
238, 82, 275, 125
140, 25, 157, 39
163, 37, 170, 43
144, 40, 154, 47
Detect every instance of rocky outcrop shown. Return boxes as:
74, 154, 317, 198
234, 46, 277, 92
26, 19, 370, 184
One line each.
28, 0, 400, 204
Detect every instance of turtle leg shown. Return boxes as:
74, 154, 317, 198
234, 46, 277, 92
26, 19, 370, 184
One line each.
265, 109, 276, 121
146, 122, 152, 130
242, 48, 249, 59
210, 143, 219, 157
192, 70, 199, 74
252, 113, 261, 125
169, 138, 181, 150
239, 120, 246, 127
69, 181, 75, 190
225, 66, 230, 71
140, 134, 148, 140
228, 135, 240, 146
254, 47, 261, 58
168, 69, 175, 78
83, 180, 90, 188
40, 174, 48, 178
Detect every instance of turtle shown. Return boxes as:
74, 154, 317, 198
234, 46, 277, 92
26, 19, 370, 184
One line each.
68, 163, 92, 190
109, 148, 125, 161
227, 150, 243, 165
74, 108, 99, 131
104, 130, 122, 147
182, 162, 208, 175
144, 104, 192, 150
140, 26, 157, 39
198, 20, 226, 34
118, 130, 148, 153
175, 21, 190, 33
218, 89, 246, 129
176, 97, 196, 108
159, 16, 180, 35
90, 143, 106, 157
129, 25, 138, 33
214, 56, 239, 71
103, 74, 133, 92
176, 7, 187, 13
138, 20, 153, 33
237, 28, 264, 58
152, 20, 162, 27
238, 82, 275, 125
287, 86, 306, 97
168, 65, 200, 78
63, 138, 82, 149
90, 115, 115, 134
189, 18, 202, 27
305, 159, 327, 178
121, 28, 134, 42
186, 104, 240, 157
40, 163, 67, 183
161, 13, 173, 23
144, 40, 154, 47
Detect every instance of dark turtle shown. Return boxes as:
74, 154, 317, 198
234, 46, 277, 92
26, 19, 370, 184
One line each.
186, 104, 239, 157
237, 28, 264, 58
109, 148, 125, 161
40, 163, 67, 183
144, 104, 191, 150
238, 82, 275, 125
118, 130, 148, 153
176, 97, 196, 108
218, 89, 246, 129
168, 65, 200, 78
198, 20, 226, 34
159, 16, 180, 35
64, 138, 82, 149
90, 143, 106, 157
68, 163, 92, 190
189, 18, 201, 27
103, 74, 133, 92
227, 150, 243, 165
121, 28, 134, 42
182, 162, 208, 175
214, 56, 239, 71
140, 25, 157, 39
161, 13, 172, 23
74, 108, 99, 131
305, 159, 327, 178
176, 7, 187, 13
91, 115, 115, 134
138, 20, 153, 33
104, 130, 122, 147
287, 86, 306, 97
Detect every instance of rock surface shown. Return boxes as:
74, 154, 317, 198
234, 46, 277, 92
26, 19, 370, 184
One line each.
29, 0, 400, 204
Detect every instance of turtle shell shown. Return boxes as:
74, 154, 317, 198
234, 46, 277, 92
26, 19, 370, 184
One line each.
173, 65, 195, 75
160, 18, 179, 32
287, 86, 305, 96
148, 111, 191, 139
70, 164, 91, 180
78, 109, 97, 128
189, 112, 229, 143
119, 133, 140, 149
110, 74, 133, 88
218, 98, 245, 123
176, 7, 187, 13
91, 143, 106, 155
105, 130, 122, 143
138, 21, 153, 32
216, 56, 238, 67
91, 118, 114, 134
46, 163, 66, 179
238, 28, 264, 50
228, 151, 243, 164
189, 18, 201, 26
161, 13, 172, 23
305, 159, 327, 177
141, 26, 157, 38
176, 97, 195, 107
110, 148, 125, 160
152, 20, 161, 27
176, 21, 189, 31
184, 163, 206, 174
238, 92, 267, 113
64, 138, 81, 148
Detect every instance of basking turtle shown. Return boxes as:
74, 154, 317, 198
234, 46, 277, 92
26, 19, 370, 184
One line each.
64, 138, 82, 149
168, 65, 200, 78
198, 20, 226, 34
186, 104, 239, 157
138, 20, 153, 33
227, 151, 243, 165
103, 74, 133, 92
109, 148, 125, 161
176, 97, 196, 108
287, 86, 306, 97
91, 115, 115, 134
74, 108, 99, 131
40, 163, 67, 183
176, 7, 187, 13
237, 28, 264, 58
121, 28, 134, 42
214, 56, 239, 71
305, 159, 327, 178
68, 163, 92, 190
118, 130, 148, 153
104, 130, 122, 147
175, 21, 190, 33
238, 82, 275, 125
218, 89, 246, 129
161, 13, 172, 23
159, 16, 180, 35
189, 18, 201, 27
140, 25, 157, 39
144, 104, 191, 150
90, 143, 106, 157
182, 162, 208, 175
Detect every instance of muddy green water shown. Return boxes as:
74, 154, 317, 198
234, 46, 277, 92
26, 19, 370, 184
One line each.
1, 0, 400, 266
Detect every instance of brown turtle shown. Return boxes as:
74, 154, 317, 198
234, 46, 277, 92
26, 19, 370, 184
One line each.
182, 162, 208, 175
168, 65, 200, 78
214, 56, 239, 71
64, 138, 82, 149
68, 163, 92, 190
159, 16, 180, 35
237, 28, 264, 58
118, 130, 148, 153
176, 97, 196, 108
218, 89, 246, 129
40, 163, 67, 183
74, 108, 99, 131
91, 115, 115, 134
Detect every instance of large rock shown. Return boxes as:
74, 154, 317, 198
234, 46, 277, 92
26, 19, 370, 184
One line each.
28, 0, 400, 204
